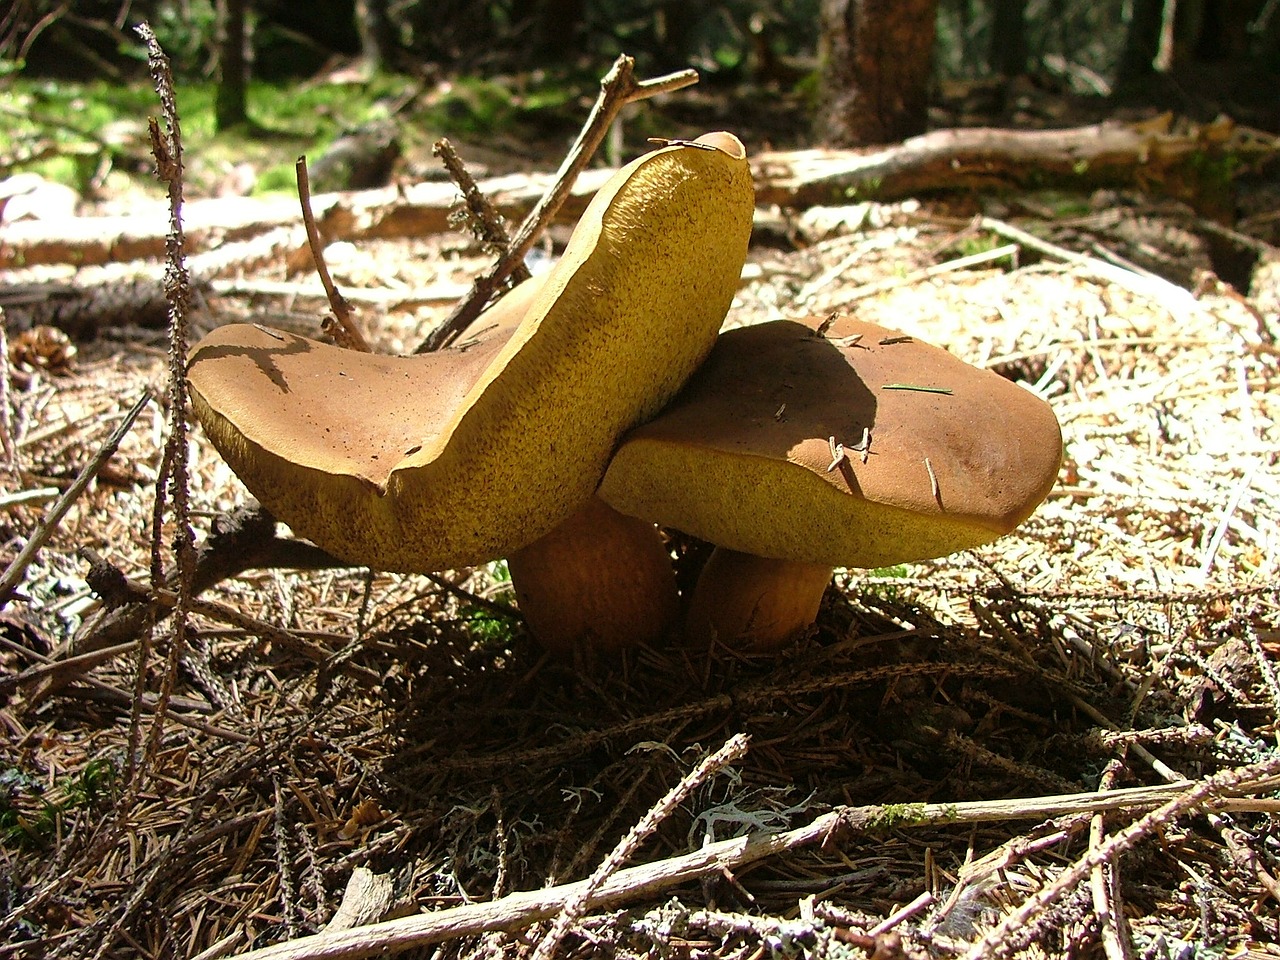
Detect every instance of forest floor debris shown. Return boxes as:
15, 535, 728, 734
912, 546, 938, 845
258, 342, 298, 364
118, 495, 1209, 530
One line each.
1, 83, 1279, 960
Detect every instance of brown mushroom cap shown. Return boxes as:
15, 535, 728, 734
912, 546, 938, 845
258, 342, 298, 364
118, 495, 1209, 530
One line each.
188, 133, 754, 571
598, 314, 1063, 568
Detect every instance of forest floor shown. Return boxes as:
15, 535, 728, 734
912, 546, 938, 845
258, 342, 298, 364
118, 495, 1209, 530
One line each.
1, 69, 1279, 960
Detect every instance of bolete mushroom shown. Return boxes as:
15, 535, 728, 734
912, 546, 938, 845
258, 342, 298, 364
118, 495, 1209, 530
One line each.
187, 133, 754, 590
596, 314, 1063, 650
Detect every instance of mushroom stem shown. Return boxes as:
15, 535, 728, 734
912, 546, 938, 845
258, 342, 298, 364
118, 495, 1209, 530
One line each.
507, 496, 679, 656
684, 548, 834, 652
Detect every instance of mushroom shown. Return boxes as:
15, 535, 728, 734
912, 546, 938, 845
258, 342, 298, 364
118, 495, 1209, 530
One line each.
187, 133, 754, 619
596, 314, 1063, 651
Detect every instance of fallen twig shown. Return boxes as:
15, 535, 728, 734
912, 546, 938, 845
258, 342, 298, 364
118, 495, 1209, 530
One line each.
532, 734, 749, 960
0, 486, 59, 510
230, 773, 1280, 960
130, 22, 201, 822
1089, 760, 1135, 960
0, 311, 16, 472
978, 215, 1203, 326
296, 155, 371, 351
416, 55, 698, 352
754, 118, 1278, 213
799, 241, 1019, 307
326, 868, 397, 933
963, 754, 1280, 960
0, 390, 151, 608
434, 136, 532, 286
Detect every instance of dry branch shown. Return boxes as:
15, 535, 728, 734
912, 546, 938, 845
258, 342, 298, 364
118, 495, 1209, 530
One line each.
0, 169, 616, 271
0, 228, 312, 339
232, 775, 1280, 960
0, 274, 177, 337
754, 115, 1277, 212
4, 116, 1270, 294
35, 503, 339, 704
296, 155, 370, 351
416, 54, 698, 351
532, 734, 749, 960
963, 755, 1280, 960
0, 390, 151, 608
432, 136, 531, 286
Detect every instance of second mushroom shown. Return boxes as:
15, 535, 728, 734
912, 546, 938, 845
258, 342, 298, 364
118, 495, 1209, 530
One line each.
596, 313, 1064, 651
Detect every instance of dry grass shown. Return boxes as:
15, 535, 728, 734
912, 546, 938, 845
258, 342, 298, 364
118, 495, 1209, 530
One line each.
2, 160, 1279, 960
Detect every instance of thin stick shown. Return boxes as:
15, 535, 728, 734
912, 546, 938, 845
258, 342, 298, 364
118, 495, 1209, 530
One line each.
0, 638, 143, 697
1245, 624, 1280, 723
1089, 760, 1135, 960
416, 55, 698, 352
932, 825, 1082, 930
963, 754, 1280, 960
799, 242, 1020, 307
1197, 456, 1262, 583
0, 390, 151, 608
229, 773, 1280, 960
296, 155, 371, 352
869, 890, 934, 937
531, 734, 749, 960
0, 311, 16, 472
70, 558, 382, 683
978, 215, 1199, 323
434, 136, 531, 285
134, 21, 200, 815
0, 487, 59, 510
140, 20, 196, 596
924, 456, 940, 504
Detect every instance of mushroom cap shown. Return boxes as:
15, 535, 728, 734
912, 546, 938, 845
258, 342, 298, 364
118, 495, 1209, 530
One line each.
598, 315, 1063, 568
189, 133, 754, 571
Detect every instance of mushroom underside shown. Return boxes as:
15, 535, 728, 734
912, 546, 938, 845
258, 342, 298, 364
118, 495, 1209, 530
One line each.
188, 134, 755, 573
595, 314, 1064, 651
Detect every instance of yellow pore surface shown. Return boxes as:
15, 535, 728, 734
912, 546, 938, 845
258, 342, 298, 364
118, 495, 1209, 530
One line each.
599, 317, 1064, 568
188, 136, 755, 571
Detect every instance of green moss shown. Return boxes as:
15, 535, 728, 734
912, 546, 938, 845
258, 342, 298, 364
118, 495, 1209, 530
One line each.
463, 561, 519, 644
254, 162, 300, 195
1, 758, 118, 851
865, 802, 929, 829
870, 563, 910, 579
1025, 191, 1093, 219
464, 606, 520, 644
843, 176, 884, 201
1186, 149, 1240, 191
863, 802, 959, 830
949, 233, 1011, 260
2, 69, 581, 195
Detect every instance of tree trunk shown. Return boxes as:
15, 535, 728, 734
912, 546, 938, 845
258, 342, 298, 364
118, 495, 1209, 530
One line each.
1118, 0, 1170, 83
215, 0, 248, 131
817, 0, 939, 147
509, 0, 586, 62
355, 0, 397, 72
988, 0, 1028, 77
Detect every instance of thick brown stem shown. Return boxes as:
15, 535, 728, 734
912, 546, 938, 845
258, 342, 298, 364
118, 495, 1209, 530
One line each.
508, 497, 679, 656
684, 547, 834, 652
